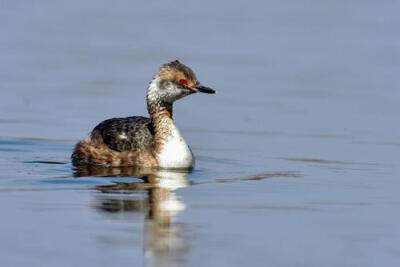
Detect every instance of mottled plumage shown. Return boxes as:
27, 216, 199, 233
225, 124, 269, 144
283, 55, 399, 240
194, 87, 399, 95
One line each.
91, 116, 154, 152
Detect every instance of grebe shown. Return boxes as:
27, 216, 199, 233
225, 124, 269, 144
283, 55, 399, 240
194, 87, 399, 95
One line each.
71, 60, 215, 168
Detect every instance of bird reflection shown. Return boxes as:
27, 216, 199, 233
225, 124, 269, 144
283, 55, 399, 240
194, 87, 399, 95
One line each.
74, 165, 191, 267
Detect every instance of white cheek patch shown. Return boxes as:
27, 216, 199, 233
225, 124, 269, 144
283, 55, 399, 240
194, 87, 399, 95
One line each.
147, 77, 190, 103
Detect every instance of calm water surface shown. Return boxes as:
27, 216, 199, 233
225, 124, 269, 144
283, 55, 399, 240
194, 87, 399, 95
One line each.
0, 1, 399, 266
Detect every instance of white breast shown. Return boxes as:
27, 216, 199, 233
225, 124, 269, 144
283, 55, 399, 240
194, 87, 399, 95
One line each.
156, 125, 194, 169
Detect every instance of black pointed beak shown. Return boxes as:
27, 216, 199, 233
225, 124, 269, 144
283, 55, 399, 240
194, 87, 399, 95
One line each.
194, 85, 216, 94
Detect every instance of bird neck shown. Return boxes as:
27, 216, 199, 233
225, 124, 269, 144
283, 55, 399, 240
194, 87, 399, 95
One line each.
146, 77, 194, 168
146, 78, 176, 151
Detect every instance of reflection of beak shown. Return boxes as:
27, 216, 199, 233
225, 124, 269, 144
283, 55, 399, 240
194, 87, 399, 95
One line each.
186, 84, 216, 94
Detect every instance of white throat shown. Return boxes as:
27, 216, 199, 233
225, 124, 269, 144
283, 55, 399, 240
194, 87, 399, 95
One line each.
156, 121, 194, 169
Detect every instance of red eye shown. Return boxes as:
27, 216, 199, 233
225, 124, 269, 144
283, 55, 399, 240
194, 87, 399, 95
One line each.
178, 79, 188, 85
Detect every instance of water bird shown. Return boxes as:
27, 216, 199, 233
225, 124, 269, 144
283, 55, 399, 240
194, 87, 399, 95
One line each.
71, 60, 215, 168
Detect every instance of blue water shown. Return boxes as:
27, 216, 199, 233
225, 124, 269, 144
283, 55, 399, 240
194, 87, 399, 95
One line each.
1, 1, 399, 266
